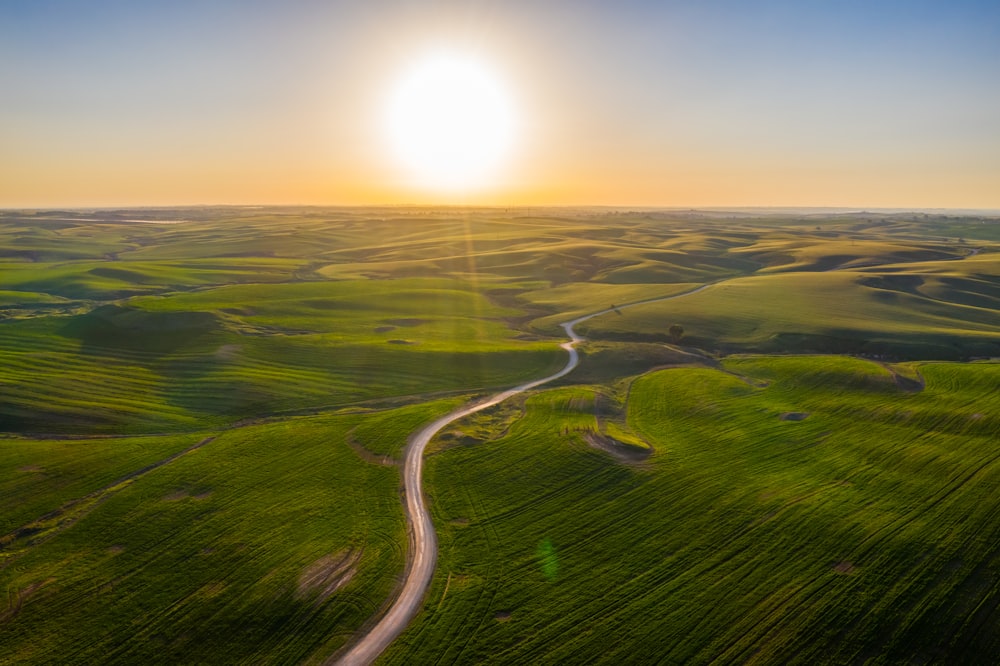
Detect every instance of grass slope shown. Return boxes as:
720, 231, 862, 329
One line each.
0, 278, 563, 434
386, 357, 1000, 664
581, 265, 1000, 359
0, 402, 473, 664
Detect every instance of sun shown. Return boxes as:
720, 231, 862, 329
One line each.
385, 51, 516, 192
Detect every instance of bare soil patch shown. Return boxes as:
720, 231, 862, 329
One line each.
374, 326, 396, 333
877, 361, 926, 392
214, 344, 242, 360
387, 339, 415, 345
0, 578, 54, 624
346, 432, 396, 466
297, 549, 361, 602
583, 432, 652, 464
494, 611, 513, 622
833, 561, 857, 574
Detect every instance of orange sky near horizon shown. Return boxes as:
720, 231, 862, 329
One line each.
2, 1, 998, 210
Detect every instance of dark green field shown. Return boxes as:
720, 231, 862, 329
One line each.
1, 207, 998, 664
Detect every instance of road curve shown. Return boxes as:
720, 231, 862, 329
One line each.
333, 284, 710, 666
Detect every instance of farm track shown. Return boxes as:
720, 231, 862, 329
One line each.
333, 284, 712, 665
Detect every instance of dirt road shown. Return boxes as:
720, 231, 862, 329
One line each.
333, 285, 710, 665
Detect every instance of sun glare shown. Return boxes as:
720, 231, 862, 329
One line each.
385, 52, 516, 193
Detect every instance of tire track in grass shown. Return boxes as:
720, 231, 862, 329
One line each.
724, 477, 992, 664
333, 284, 714, 665
849, 442, 1000, 566
433, 484, 506, 665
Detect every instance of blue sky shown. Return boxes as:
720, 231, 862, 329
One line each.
2, 0, 998, 206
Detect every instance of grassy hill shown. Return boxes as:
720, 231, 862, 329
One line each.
579, 258, 1000, 359
0, 207, 997, 663
0, 406, 442, 664
388, 357, 1000, 664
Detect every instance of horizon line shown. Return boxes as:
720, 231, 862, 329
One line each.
4, 204, 1000, 215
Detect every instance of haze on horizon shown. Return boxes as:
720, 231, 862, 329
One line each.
2, 0, 998, 210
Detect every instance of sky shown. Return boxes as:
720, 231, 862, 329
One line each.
2, 0, 999, 208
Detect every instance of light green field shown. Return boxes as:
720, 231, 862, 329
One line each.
732, 237, 966, 273
0, 277, 563, 433
0, 258, 308, 300
523, 281, 700, 332
580, 265, 1000, 359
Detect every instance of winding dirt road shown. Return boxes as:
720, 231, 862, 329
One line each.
333, 285, 709, 665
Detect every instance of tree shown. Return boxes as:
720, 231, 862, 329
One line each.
668, 324, 684, 342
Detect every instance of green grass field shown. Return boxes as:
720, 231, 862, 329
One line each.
0, 406, 451, 664
0, 276, 563, 433
580, 259, 1000, 359
387, 356, 1000, 664
1, 207, 997, 663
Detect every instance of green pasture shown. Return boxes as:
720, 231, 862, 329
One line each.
128, 278, 525, 341
0, 433, 202, 536
387, 356, 1000, 664
350, 397, 468, 460
580, 266, 1000, 359
730, 237, 965, 273
0, 277, 564, 434
0, 258, 307, 301
0, 404, 462, 665
0, 290, 69, 307
1, 208, 998, 664
523, 281, 699, 332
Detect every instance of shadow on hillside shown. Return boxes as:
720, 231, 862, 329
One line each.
59, 304, 224, 357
